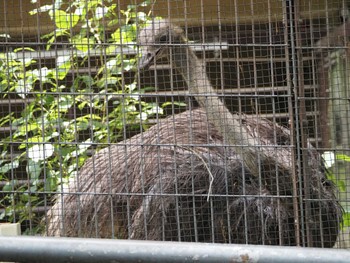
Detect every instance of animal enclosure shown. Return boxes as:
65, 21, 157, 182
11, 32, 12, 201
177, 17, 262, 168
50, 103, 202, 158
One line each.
0, 0, 349, 253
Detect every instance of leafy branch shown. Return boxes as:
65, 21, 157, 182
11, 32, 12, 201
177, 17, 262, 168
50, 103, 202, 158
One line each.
323, 151, 350, 228
0, 0, 162, 234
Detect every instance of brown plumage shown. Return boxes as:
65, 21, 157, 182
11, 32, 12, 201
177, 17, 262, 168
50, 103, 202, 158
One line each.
45, 19, 341, 247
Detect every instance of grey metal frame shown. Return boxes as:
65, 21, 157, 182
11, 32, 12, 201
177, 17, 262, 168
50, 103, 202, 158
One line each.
0, 236, 350, 263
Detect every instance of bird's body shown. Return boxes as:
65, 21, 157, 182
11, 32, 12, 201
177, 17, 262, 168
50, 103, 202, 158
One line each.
45, 19, 341, 247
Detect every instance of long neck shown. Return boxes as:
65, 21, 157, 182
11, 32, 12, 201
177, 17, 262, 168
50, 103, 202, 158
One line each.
171, 45, 261, 177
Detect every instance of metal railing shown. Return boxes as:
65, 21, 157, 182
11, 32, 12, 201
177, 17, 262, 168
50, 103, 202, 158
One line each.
0, 236, 350, 263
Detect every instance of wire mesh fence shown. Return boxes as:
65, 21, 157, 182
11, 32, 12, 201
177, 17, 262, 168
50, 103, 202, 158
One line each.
0, 0, 349, 255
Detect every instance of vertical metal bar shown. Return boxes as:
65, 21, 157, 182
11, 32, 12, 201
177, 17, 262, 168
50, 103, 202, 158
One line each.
102, 0, 114, 238
165, 0, 174, 242
233, 0, 249, 244
31, 0, 46, 234
283, 0, 301, 247
216, 0, 233, 244
293, 0, 314, 247
182, 0, 198, 243
267, 0, 283, 246
117, 0, 132, 239
307, 3, 325, 247
249, 0, 265, 245
199, 0, 216, 243
17, 0, 33, 234
317, 0, 332, 149
2, 0, 16, 228
73, 0, 99, 237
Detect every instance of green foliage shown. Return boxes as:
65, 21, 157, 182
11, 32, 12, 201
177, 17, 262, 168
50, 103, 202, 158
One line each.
0, 0, 160, 234
323, 151, 350, 228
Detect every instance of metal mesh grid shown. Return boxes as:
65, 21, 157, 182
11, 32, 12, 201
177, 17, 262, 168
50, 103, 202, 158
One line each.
0, 0, 348, 250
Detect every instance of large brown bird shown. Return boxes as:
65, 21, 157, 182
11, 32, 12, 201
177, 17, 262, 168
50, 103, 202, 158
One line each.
45, 19, 341, 247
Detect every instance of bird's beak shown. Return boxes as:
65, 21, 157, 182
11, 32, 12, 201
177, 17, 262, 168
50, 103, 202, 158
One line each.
138, 48, 161, 70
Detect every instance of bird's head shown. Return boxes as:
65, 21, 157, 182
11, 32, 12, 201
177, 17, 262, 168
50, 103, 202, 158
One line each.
138, 19, 185, 69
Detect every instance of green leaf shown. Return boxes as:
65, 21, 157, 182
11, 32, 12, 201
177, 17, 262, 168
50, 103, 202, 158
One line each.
14, 79, 33, 98
56, 61, 71, 80
58, 95, 73, 111
42, 29, 70, 49
17, 123, 39, 135
87, 0, 100, 10
343, 212, 350, 227
20, 193, 30, 202
136, 12, 147, 21
70, 139, 92, 158
0, 161, 19, 174
0, 113, 14, 127
14, 47, 36, 53
2, 180, 18, 191
29, 5, 53, 15
56, 55, 70, 66
26, 159, 42, 180
111, 25, 136, 44
336, 154, 350, 163
107, 19, 119, 28
75, 118, 89, 130
28, 144, 54, 161
338, 180, 346, 192
140, 0, 152, 7
72, 37, 94, 53
44, 170, 58, 192
122, 59, 135, 71
162, 101, 187, 107
43, 94, 55, 106
54, 0, 63, 10
105, 58, 118, 70
19, 136, 43, 149
49, 10, 79, 29
95, 6, 108, 20
96, 76, 119, 87
145, 104, 163, 116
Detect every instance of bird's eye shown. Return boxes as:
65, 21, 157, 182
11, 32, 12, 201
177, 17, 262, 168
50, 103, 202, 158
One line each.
159, 34, 168, 43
